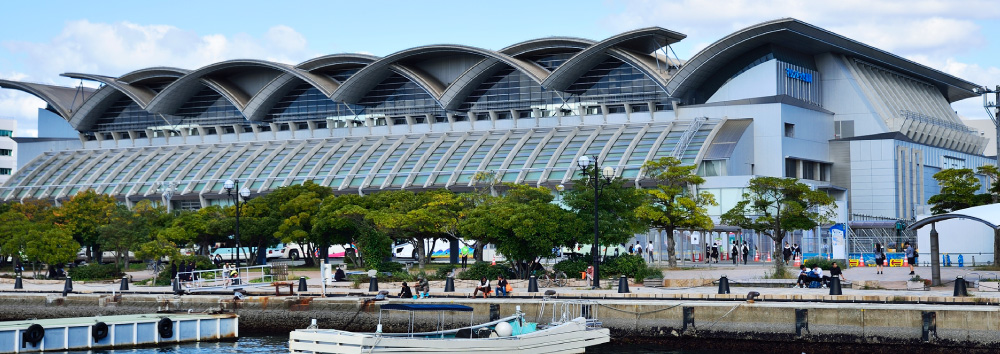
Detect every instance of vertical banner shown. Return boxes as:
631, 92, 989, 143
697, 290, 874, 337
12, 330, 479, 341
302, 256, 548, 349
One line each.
830, 224, 847, 260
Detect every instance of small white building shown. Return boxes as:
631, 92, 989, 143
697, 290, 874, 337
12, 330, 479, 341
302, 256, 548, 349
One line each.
0, 119, 15, 185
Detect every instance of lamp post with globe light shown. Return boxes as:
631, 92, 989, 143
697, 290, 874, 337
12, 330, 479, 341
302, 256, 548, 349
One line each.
224, 179, 252, 268
576, 155, 615, 289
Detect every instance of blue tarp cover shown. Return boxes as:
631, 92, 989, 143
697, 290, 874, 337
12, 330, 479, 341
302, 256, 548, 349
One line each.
379, 304, 474, 312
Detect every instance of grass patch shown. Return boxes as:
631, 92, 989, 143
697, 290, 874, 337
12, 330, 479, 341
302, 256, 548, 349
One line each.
973, 265, 1000, 271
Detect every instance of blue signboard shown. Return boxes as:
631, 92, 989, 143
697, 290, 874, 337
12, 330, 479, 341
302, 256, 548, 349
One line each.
785, 68, 813, 83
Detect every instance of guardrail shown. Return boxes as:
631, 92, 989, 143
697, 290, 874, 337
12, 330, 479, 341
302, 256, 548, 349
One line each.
176, 265, 273, 292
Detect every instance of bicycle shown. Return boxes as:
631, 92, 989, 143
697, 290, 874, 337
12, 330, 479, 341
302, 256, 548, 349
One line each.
540, 270, 567, 287
146, 261, 163, 273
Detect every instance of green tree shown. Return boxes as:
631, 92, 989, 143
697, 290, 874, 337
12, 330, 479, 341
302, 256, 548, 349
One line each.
98, 204, 152, 270
976, 165, 999, 203
720, 177, 836, 276
55, 190, 116, 262
135, 234, 179, 279
261, 181, 333, 266
636, 157, 717, 268
25, 228, 79, 277
927, 168, 986, 214
461, 184, 582, 278
562, 166, 648, 253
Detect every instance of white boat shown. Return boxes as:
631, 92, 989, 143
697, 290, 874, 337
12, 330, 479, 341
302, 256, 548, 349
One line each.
289, 303, 610, 354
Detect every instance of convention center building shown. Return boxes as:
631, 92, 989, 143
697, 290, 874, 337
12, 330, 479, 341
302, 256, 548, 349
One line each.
1, 18, 995, 239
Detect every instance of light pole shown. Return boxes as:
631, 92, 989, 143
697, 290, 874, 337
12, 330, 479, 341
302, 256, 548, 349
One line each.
577, 155, 615, 289
224, 179, 251, 268
980, 85, 999, 168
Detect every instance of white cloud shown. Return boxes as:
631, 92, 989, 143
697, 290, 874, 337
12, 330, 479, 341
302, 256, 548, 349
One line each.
0, 21, 318, 137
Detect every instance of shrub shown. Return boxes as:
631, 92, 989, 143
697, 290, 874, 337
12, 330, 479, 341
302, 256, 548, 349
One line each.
554, 257, 589, 277
459, 262, 514, 280
803, 257, 835, 270
378, 261, 405, 273
603, 254, 646, 278
69, 264, 121, 281
435, 265, 456, 279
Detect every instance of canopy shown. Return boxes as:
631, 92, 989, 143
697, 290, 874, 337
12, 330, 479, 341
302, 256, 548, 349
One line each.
379, 304, 474, 312
907, 203, 1000, 230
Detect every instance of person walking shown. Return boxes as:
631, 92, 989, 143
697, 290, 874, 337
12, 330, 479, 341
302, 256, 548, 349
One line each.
461, 253, 468, 269
904, 242, 916, 275
742, 243, 750, 265
635, 242, 643, 259
792, 243, 802, 261
731, 242, 739, 265
782, 243, 792, 265
874, 242, 885, 275
710, 242, 720, 263
647, 241, 654, 262
704, 243, 711, 264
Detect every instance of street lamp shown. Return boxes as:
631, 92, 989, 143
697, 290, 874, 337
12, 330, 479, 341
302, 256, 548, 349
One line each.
577, 155, 615, 289
224, 179, 252, 268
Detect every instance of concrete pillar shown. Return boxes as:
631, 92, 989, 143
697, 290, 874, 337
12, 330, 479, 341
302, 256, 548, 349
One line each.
931, 223, 940, 286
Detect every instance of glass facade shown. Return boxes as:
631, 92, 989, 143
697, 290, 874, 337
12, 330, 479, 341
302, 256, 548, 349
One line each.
357, 73, 444, 117
267, 83, 363, 123
459, 68, 561, 112
93, 94, 166, 132
174, 87, 249, 126
565, 58, 669, 106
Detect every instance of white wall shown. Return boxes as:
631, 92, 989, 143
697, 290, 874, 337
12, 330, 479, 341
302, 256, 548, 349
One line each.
815, 53, 887, 137
0, 119, 15, 185
916, 217, 995, 263
706, 59, 778, 103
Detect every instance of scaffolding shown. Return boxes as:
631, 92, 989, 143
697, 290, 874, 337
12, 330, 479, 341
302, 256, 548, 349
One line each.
847, 214, 915, 254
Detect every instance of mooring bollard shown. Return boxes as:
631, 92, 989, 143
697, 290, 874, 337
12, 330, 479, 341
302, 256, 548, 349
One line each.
298, 277, 308, 292
120, 276, 129, 291
444, 276, 455, 292
527, 275, 538, 293
953, 276, 969, 297
14, 276, 22, 290
718, 275, 730, 294
829, 277, 842, 295
368, 276, 378, 292
62, 276, 73, 296
617, 275, 630, 293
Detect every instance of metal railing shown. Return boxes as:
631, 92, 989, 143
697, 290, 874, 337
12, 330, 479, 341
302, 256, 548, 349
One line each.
175, 264, 273, 292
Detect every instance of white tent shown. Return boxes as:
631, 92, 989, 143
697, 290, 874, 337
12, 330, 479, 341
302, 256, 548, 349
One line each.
908, 203, 1000, 286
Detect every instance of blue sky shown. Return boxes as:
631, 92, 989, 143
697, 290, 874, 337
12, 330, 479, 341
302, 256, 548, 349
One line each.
1, 0, 998, 136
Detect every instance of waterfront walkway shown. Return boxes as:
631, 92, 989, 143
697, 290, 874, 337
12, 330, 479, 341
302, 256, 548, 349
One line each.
2, 263, 997, 303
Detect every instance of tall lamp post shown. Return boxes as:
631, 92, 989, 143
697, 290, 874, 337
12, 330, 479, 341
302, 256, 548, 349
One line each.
577, 155, 615, 289
224, 179, 251, 268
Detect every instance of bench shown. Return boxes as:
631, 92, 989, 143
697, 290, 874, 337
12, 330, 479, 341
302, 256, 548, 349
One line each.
712, 278, 852, 288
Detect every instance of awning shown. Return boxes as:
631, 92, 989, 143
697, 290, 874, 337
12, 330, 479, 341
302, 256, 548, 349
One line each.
907, 203, 1000, 230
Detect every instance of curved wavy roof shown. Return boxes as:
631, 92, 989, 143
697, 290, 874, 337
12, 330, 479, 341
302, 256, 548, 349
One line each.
296, 53, 380, 72
666, 18, 979, 103
542, 27, 685, 92
499, 37, 595, 56
0, 79, 95, 119
144, 59, 340, 117
117, 67, 189, 85
62, 73, 157, 108
330, 45, 551, 105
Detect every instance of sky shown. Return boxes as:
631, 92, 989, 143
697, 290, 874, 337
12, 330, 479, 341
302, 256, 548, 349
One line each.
1, 0, 998, 137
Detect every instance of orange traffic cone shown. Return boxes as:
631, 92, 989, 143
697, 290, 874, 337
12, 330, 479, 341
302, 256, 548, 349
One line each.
491, 255, 496, 266
793, 256, 800, 267
767, 253, 772, 262
902, 256, 908, 267
754, 253, 760, 262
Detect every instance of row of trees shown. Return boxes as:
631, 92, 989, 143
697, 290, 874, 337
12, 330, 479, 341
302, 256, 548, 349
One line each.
1, 156, 841, 278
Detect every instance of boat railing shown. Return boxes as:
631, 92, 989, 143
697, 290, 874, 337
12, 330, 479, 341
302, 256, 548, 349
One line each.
175, 265, 273, 292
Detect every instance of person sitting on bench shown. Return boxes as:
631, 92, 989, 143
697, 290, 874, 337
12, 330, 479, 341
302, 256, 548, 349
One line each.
334, 265, 346, 282
795, 265, 820, 288
398, 282, 413, 298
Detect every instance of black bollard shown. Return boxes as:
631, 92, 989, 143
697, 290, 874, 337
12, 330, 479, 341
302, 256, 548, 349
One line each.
617, 275, 630, 293
953, 276, 969, 297
829, 277, 842, 295
120, 276, 129, 291
368, 276, 378, 292
14, 276, 22, 290
62, 276, 73, 296
298, 277, 308, 292
527, 275, 538, 293
172, 278, 182, 295
444, 276, 455, 292
718, 275, 730, 294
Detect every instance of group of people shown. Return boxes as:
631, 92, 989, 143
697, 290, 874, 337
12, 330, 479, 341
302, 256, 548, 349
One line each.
704, 241, 754, 264
795, 262, 845, 288
627, 241, 654, 262
871, 241, 917, 275
782, 242, 803, 264
397, 276, 431, 299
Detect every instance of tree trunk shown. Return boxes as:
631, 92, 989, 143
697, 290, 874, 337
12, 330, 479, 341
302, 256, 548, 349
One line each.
994, 229, 1000, 267
771, 231, 786, 277
474, 243, 484, 262
666, 227, 677, 268
415, 240, 427, 269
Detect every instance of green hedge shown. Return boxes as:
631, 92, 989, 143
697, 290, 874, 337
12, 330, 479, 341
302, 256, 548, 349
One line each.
554, 257, 589, 277
458, 262, 514, 280
69, 264, 122, 281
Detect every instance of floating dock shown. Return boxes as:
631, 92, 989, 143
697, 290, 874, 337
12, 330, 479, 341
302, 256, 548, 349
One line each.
0, 313, 238, 353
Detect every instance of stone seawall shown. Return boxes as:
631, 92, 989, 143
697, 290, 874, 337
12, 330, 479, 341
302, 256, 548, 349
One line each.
1, 293, 998, 349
